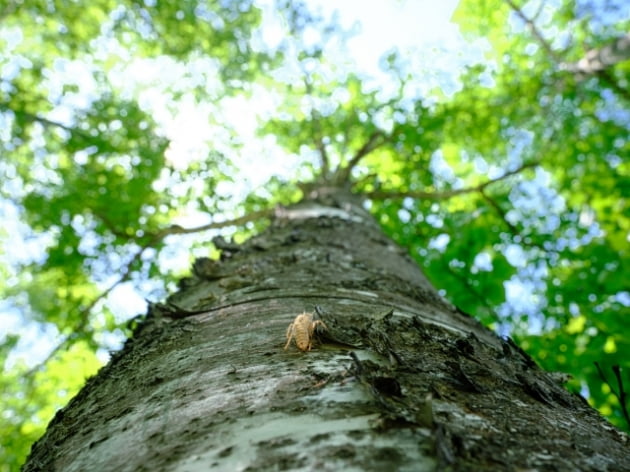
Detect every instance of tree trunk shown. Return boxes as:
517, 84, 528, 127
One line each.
23, 187, 630, 471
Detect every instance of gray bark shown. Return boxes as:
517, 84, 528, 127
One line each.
23, 187, 630, 471
562, 33, 630, 74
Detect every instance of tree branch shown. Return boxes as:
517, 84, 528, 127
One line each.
7, 107, 78, 135
334, 130, 387, 184
300, 73, 331, 179
150, 207, 275, 238
562, 33, 630, 74
595, 69, 630, 102
25, 238, 155, 377
560, 34, 630, 102
479, 188, 520, 236
367, 162, 537, 201
25, 206, 276, 376
595, 362, 630, 429
3, 105, 114, 149
612, 365, 630, 429
442, 261, 497, 319
504, 0, 561, 63
504, 2, 630, 100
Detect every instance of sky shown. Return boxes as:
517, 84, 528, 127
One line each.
312, 0, 462, 73
162, 0, 465, 188
1, 0, 467, 367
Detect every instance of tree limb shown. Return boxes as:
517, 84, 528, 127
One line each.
5, 106, 82, 135
334, 130, 387, 184
504, 2, 630, 100
25, 206, 276, 376
479, 188, 520, 236
4, 105, 116, 150
25, 238, 155, 377
504, 0, 561, 63
150, 207, 275, 238
594, 68, 630, 102
612, 365, 630, 429
595, 362, 630, 429
560, 34, 630, 101
562, 34, 630, 74
367, 162, 537, 201
442, 261, 496, 319
300, 73, 331, 179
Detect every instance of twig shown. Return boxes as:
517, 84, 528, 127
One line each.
612, 365, 630, 428
25, 207, 275, 376
594, 361, 608, 384
443, 262, 496, 319
25, 238, 156, 377
150, 207, 274, 237
479, 188, 520, 235
4, 105, 117, 151
594, 362, 630, 429
11, 109, 78, 134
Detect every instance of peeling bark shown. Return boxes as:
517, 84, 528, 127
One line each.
23, 187, 630, 471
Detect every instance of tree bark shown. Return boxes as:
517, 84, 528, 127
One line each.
562, 33, 630, 74
23, 186, 630, 471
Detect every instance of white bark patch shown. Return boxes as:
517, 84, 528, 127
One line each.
174, 412, 435, 472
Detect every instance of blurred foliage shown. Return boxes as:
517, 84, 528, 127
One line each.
1, 0, 629, 469
0, 338, 100, 472
450, 0, 629, 432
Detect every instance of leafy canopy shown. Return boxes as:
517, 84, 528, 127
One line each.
1, 0, 628, 469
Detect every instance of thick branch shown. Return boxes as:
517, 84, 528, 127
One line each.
367, 163, 537, 201
561, 34, 630, 101
334, 130, 387, 184
317, 136, 331, 178
562, 34, 630, 74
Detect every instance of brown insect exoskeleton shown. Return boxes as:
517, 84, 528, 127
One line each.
284, 312, 328, 352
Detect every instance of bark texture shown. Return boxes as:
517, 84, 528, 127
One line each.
23, 187, 630, 471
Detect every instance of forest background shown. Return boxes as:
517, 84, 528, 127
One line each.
0, 0, 628, 470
